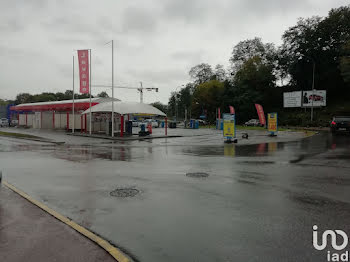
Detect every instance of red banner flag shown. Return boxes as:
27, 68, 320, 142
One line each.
77, 50, 89, 94
218, 108, 221, 119
255, 104, 266, 125
229, 106, 235, 114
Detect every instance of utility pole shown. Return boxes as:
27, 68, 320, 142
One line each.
311, 61, 315, 122
72, 56, 75, 133
111, 40, 114, 137
89, 49, 92, 135
139, 82, 143, 103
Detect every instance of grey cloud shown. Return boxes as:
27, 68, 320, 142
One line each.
122, 7, 157, 33
0, 0, 348, 103
0, 18, 24, 33
162, 0, 211, 23
171, 50, 203, 63
126, 68, 187, 85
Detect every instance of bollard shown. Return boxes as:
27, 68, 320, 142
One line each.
147, 123, 152, 134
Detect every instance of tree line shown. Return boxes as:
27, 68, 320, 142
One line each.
9, 91, 109, 105
160, 6, 350, 125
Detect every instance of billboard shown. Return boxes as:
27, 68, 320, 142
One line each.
302, 90, 326, 107
283, 91, 302, 108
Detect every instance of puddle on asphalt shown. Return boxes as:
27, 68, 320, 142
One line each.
186, 172, 209, 178
291, 194, 350, 208
180, 133, 347, 161
110, 188, 139, 197
181, 142, 285, 157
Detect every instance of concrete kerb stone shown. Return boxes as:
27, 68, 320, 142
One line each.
2, 180, 133, 262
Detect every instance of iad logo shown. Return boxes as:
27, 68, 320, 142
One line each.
313, 225, 349, 261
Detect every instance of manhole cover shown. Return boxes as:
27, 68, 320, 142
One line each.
110, 188, 139, 197
186, 172, 209, 178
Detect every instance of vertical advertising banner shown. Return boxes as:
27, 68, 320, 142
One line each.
229, 106, 235, 114
268, 113, 278, 133
255, 104, 266, 126
223, 113, 236, 139
77, 50, 89, 94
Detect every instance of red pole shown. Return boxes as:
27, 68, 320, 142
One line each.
120, 115, 124, 137
25, 112, 28, 126
165, 117, 168, 136
84, 114, 87, 133
52, 111, 55, 129
66, 111, 69, 131
80, 115, 83, 133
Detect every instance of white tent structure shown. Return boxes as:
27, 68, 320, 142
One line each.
81, 101, 167, 137
81, 101, 166, 116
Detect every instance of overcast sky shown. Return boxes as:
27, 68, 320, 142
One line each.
0, 0, 348, 104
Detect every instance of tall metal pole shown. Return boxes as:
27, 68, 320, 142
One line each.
112, 40, 114, 137
311, 61, 315, 122
175, 92, 178, 122
72, 56, 75, 134
89, 49, 92, 135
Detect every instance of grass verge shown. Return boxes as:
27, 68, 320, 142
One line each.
0, 131, 41, 139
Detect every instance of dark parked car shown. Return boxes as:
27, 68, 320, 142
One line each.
331, 116, 350, 133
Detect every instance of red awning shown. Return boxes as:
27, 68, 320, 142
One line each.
10, 102, 98, 112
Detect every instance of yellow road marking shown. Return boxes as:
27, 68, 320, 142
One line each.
3, 181, 131, 262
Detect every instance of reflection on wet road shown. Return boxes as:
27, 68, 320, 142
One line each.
0, 132, 350, 262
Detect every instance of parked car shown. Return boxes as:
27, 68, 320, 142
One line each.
140, 119, 158, 128
0, 118, 9, 127
131, 120, 140, 127
197, 119, 207, 125
10, 119, 18, 127
244, 119, 262, 127
331, 116, 350, 133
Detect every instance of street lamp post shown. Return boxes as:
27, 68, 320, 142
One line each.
311, 61, 315, 122
174, 85, 184, 122
304, 56, 316, 122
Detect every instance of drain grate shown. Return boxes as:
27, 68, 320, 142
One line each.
186, 172, 209, 178
110, 188, 139, 198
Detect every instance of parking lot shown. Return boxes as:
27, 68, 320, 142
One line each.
1, 128, 350, 261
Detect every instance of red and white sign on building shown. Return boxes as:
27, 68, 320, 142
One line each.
77, 50, 89, 94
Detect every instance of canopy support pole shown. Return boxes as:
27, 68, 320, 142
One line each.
120, 115, 124, 137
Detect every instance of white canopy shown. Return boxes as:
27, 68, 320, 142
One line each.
82, 101, 166, 116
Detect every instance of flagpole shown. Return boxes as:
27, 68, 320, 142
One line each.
72, 55, 75, 134
111, 40, 114, 137
89, 49, 92, 135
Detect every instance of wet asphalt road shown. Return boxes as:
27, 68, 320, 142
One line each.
1, 131, 350, 262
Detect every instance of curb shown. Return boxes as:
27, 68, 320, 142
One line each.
2, 181, 131, 262
67, 132, 182, 141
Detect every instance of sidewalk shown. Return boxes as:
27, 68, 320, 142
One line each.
0, 184, 117, 262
